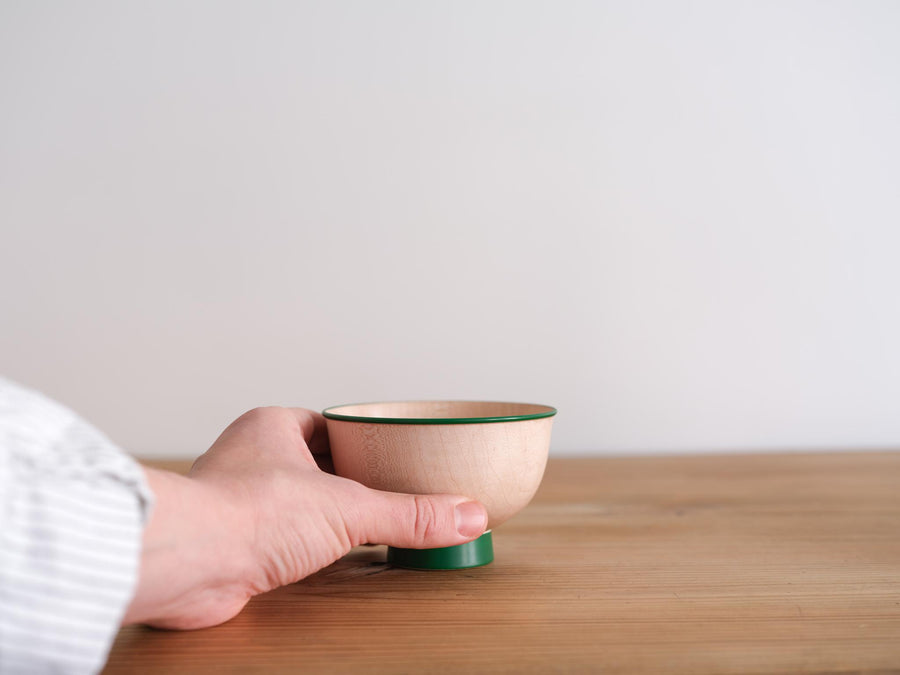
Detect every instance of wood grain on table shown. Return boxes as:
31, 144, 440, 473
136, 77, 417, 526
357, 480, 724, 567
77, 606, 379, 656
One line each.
105, 453, 900, 674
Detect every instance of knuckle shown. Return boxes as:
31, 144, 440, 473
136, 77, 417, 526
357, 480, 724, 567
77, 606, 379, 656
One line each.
238, 406, 269, 423
412, 495, 440, 546
237, 406, 286, 426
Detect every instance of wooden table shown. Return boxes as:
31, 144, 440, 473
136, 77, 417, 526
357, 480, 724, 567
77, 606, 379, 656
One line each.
106, 453, 900, 674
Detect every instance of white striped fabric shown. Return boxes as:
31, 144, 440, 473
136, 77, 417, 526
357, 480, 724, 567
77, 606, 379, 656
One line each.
0, 377, 154, 674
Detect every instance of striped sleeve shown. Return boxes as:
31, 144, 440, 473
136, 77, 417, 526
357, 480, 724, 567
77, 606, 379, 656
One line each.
0, 377, 154, 675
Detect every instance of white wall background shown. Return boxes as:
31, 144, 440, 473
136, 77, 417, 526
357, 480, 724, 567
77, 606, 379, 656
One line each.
2, 1, 899, 458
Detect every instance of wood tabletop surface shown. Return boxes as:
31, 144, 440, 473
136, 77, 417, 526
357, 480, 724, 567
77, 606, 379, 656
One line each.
105, 452, 900, 674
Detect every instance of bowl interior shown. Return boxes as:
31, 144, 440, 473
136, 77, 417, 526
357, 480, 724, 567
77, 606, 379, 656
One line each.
323, 400, 556, 424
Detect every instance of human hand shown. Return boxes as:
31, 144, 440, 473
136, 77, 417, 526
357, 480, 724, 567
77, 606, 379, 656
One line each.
123, 407, 488, 629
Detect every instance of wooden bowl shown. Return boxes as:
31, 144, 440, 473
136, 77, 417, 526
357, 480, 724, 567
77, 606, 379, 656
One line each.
322, 401, 557, 530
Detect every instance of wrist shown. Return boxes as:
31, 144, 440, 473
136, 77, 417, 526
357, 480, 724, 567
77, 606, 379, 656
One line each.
124, 467, 256, 629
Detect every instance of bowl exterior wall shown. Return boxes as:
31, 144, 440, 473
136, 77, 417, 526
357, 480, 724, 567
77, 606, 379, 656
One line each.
326, 417, 553, 529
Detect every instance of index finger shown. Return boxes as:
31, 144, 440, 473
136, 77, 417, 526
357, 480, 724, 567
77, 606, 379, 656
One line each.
287, 407, 331, 456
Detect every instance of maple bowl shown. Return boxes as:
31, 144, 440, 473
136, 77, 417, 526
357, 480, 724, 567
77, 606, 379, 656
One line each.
323, 400, 556, 568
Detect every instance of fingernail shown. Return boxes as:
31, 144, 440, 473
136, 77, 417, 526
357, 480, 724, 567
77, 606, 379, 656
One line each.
455, 501, 487, 538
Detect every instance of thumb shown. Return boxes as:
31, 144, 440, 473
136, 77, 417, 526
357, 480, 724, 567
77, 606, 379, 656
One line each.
355, 488, 488, 549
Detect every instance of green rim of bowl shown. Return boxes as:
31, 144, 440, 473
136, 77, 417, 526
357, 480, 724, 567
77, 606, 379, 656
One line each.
321, 401, 557, 425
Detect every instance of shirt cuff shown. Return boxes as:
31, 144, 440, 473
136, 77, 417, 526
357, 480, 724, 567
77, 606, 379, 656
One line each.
0, 377, 155, 674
